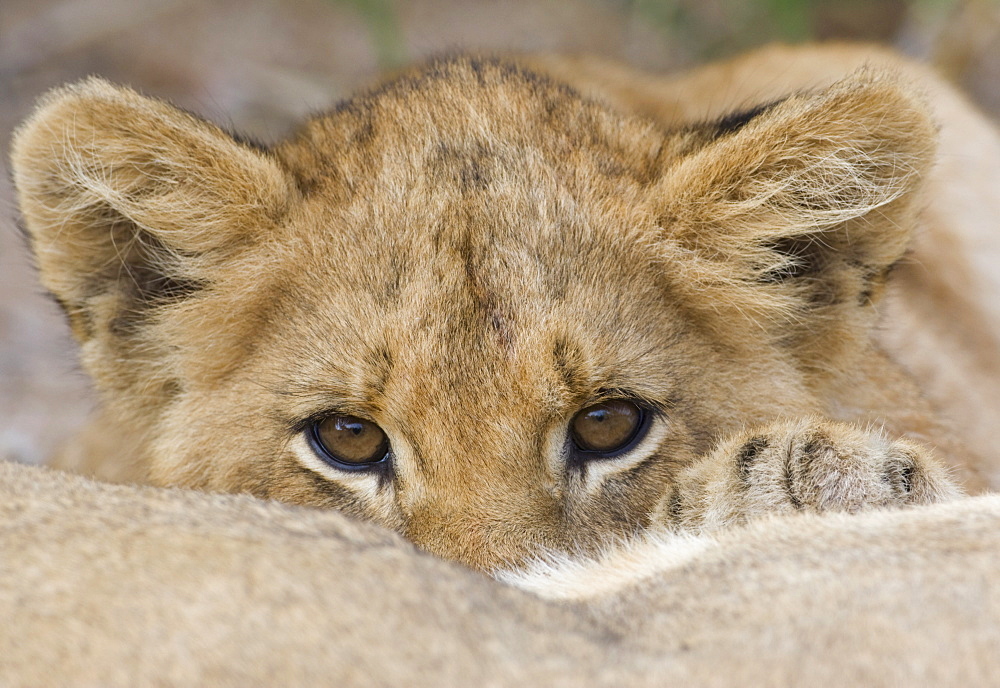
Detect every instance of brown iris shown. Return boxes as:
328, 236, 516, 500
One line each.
310, 414, 389, 467
570, 400, 646, 455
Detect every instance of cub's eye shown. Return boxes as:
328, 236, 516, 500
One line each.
570, 400, 648, 456
308, 415, 390, 468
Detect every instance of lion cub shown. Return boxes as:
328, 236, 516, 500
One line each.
12, 52, 962, 571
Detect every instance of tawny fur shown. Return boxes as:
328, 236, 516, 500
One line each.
11, 44, 1000, 574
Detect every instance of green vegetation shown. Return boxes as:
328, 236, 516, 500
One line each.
327, 0, 965, 66
334, 0, 406, 68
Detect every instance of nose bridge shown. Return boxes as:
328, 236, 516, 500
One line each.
405, 482, 562, 571
386, 306, 568, 567
399, 392, 564, 570
418, 382, 545, 490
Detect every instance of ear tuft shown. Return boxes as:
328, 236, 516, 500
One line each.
11, 77, 295, 343
12, 77, 292, 250
656, 68, 937, 345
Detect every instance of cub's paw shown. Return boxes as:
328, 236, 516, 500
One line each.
660, 419, 961, 533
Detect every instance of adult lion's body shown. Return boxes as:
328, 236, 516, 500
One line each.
2, 458, 999, 686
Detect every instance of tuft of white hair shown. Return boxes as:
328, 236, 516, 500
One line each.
497, 530, 716, 601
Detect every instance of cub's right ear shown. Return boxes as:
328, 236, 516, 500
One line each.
10, 77, 294, 344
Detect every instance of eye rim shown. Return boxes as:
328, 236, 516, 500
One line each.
568, 398, 653, 460
305, 414, 392, 472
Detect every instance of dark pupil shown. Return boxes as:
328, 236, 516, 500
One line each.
315, 415, 388, 464
571, 400, 642, 453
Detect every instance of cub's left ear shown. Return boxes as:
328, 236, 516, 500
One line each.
655, 69, 936, 344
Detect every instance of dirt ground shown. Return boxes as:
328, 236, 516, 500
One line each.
2, 0, 998, 466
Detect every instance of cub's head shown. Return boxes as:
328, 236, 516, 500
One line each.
12, 58, 935, 570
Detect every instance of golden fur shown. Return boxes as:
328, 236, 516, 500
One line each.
11, 44, 1000, 575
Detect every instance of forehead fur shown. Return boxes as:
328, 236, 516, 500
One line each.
253, 57, 690, 391
277, 57, 673, 196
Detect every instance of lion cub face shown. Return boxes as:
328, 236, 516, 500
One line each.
12, 58, 934, 570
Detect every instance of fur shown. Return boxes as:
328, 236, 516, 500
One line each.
6, 41, 1000, 685
2, 459, 999, 685
9, 44, 1000, 575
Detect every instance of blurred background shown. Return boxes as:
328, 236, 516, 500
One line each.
2, 0, 999, 466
